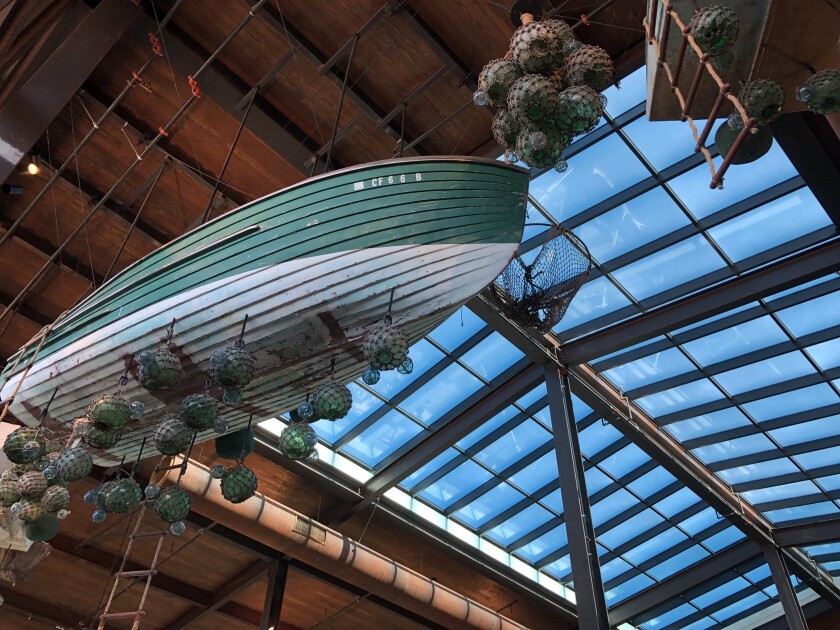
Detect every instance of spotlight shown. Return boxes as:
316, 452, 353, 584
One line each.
19, 154, 40, 175
1, 183, 23, 195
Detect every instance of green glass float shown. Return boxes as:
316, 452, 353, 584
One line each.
95, 480, 118, 510
3, 427, 45, 465
55, 447, 93, 482
545, 19, 575, 62
476, 58, 524, 108
688, 5, 739, 56
509, 21, 564, 75
23, 513, 59, 542
154, 486, 191, 523
278, 422, 318, 460
210, 346, 256, 392
364, 320, 409, 371
564, 45, 613, 92
555, 86, 604, 135
507, 74, 557, 125
44, 439, 61, 455
311, 379, 353, 421
154, 418, 193, 455
215, 427, 254, 460
220, 465, 258, 504
515, 124, 570, 169
0, 477, 20, 507
739, 80, 784, 125
178, 394, 218, 431
715, 123, 774, 165
88, 394, 131, 430
491, 109, 522, 154
796, 69, 840, 114
17, 471, 47, 499
104, 478, 143, 513
138, 347, 183, 391
16, 497, 43, 523
40, 485, 70, 513
83, 424, 122, 449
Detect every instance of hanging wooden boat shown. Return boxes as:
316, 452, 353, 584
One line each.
0, 157, 528, 464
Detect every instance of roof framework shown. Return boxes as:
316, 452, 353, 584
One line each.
1, 1, 839, 628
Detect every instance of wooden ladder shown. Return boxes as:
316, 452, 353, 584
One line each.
97, 501, 169, 630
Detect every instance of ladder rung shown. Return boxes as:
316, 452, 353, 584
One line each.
101, 611, 145, 620
133, 530, 169, 539
115, 569, 157, 578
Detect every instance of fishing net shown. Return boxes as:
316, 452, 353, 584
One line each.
490, 228, 592, 332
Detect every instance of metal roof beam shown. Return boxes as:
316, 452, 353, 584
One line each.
773, 517, 840, 548
561, 239, 840, 366
468, 294, 840, 608
609, 540, 761, 625
320, 361, 543, 526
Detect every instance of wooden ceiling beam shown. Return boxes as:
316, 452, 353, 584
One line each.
0, 291, 50, 328
161, 560, 269, 630
49, 533, 265, 627
249, 1, 423, 157
0, 587, 114, 629
80, 84, 244, 212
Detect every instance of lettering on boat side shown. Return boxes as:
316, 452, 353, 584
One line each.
354, 173, 423, 191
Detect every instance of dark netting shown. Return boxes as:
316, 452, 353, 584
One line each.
490, 228, 592, 332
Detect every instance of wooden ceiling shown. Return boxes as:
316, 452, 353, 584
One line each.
0, 0, 645, 365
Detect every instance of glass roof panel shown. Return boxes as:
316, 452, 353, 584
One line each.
640, 602, 698, 629
508, 450, 558, 494
713, 351, 816, 396
610, 234, 728, 302
742, 383, 839, 422
623, 527, 689, 565
515, 525, 568, 562
636, 379, 726, 417
428, 308, 485, 351
715, 591, 770, 621
577, 420, 623, 457
692, 433, 776, 466
764, 501, 840, 524
452, 482, 526, 528
606, 572, 657, 604
573, 187, 691, 265
627, 466, 677, 498
707, 187, 830, 262
597, 443, 650, 479
418, 459, 495, 509
668, 142, 798, 219
681, 315, 788, 367
647, 545, 710, 580
554, 275, 634, 336
340, 409, 424, 467
590, 488, 638, 527
703, 525, 746, 552
775, 289, 840, 337
460, 331, 525, 381
399, 448, 459, 491
770, 415, 840, 446
603, 347, 697, 391
455, 405, 521, 450
690, 575, 752, 609
602, 66, 645, 117
485, 503, 554, 546
793, 444, 840, 470
717, 457, 801, 485
666, 408, 752, 442
473, 419, 551, 472
399, 362, 484, 425
530, 133, 650, 223
740, 480, 820, 506
598, 508, 665, 549
623, 116, 723, 170
654, 487, 702, 519
806, 338, 840, 371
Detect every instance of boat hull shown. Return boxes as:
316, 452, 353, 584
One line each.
0, 157, 528, 463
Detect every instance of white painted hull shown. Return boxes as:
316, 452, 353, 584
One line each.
2, 242, 515, 463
